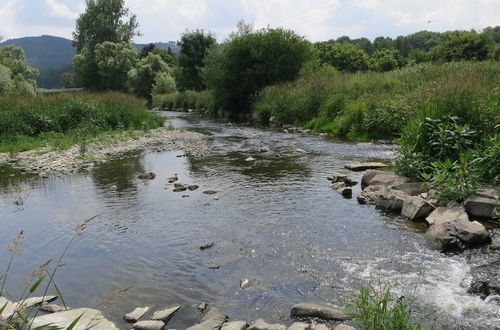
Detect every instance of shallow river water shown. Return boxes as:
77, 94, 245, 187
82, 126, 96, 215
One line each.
0, 112, 499, 329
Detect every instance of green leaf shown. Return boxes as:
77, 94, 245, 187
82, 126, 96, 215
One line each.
29, 275, 46, 293
65, 312, 84, 330
32, 325, 63, 330
0, 301, 8, 315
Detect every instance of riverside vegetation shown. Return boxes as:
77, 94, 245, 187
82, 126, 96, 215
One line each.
1, 0, 499, 328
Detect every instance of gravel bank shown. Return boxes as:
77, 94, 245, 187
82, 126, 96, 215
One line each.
0, 128, 211, 175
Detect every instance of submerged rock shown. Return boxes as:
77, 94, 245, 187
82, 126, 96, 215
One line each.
151, 305, 181, 322
468, 260, 500, 299
345, 162, 389, 172
124, 306, 150, 323
187, 308, 228, 330
138, 172, 156, 180
188, 185, 200, 191
240, 278, 253, 289
197, 302, 208, 312
31, 307, 118, 329
200, 242, 215, 250
425, 218, 491, 252
245, 157, 256, 162
330, 182, 352, 198
290, 303, 352, 321
167, 174, 178, 183
248, 319, 286, 330
203, 190, 218, 195
133, 320, 165, 330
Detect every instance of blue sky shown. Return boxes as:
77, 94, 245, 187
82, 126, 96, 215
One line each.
1, 0, 499, 42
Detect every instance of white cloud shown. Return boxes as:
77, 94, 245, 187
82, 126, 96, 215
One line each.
1, 0, 500, 42
45, 0, 79, 20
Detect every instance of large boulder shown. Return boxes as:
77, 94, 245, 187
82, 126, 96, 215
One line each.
361, 170, 411, 189
290, 303, 352, 321
221, 321, 248, 330
468, 260, 500, 299
425, 218, 491, 252
464, 187, 500, 219
151, 305, 181, 322
345, 162, 389, 172
425, 205, 469, 226
357, 185, 384, 204
374, 188, 409, 213
361, 170, 386, 188
401, 196, 435, 221
31, 308, 119, 329
392, 182, 426, 196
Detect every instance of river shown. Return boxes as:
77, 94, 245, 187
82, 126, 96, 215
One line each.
0, 112, 498, 329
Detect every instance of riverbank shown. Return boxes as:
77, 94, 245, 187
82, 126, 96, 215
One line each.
0, 127, 211, 175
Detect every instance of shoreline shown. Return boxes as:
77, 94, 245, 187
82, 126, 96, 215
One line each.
0, 127, 211, 176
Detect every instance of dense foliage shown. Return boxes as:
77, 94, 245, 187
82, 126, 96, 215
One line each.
177, 30, 216, 91
0, 45, 38, 96
0, 92, 163, 152
72, 0, 140, 90
203, 27, 315, 118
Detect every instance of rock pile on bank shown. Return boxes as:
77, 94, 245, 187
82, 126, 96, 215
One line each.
338, 163, 497, 253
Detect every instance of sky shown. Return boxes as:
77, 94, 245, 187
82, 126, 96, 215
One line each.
0, 0, 499, 43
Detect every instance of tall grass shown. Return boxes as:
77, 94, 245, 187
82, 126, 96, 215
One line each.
350, 285, 421, 330
0, 92, 164, 153
254, 61, 500, 140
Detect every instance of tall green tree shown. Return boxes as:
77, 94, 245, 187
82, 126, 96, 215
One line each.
177, 29, 216, 91
0, 45, 38, 95
316, 42, 369, 72
72, 0, 140, 90
369, 49, 406, 71
203, 27, 315, 118
128, 53, 174, 104
432, 31, 492, 61
95, 41, 138, 91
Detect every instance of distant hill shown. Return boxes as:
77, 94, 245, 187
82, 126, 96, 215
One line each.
1, 35, 74, 71
0, 35, 181, 88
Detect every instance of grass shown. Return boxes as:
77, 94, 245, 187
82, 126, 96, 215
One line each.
350, 285, 421, 330
254, 61, 500, 140
0, 92, 164, 153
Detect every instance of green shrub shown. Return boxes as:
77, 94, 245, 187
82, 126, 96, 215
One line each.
350, 286, 421, 330
0, 92, 163, 152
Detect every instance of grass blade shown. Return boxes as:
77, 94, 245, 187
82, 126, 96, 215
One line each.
66, 312, 84, 330
30, 275, 46, 293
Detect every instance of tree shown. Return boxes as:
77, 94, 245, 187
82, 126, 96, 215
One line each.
316, 42, 369, 72
73, 0, 139, 52
152, 71, 177, 94
94, 41, 138, 91
0, 45, 38, 95
369, 49, 406, 71
140, 43, 156, 58
128, 53, 173, 104
177, 29, 216, 91
483, 26, 500, 43
373, 36, 394, 51
72, 0, 140, 90
432, 31, 492, 61
203, 27, 315, 118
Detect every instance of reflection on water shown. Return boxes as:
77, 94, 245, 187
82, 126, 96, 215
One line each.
0, 112, 498, 329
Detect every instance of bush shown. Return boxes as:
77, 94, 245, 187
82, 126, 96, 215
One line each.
0, 92, 164, 152
203, 27, 316, 118
350, 286, 421, 330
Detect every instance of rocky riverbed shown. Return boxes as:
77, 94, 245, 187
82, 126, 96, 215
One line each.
0, 128, 211, 176
1, 112, 499, 329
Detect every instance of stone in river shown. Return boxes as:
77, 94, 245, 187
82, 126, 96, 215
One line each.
40, 303, 67, 313
31, 308, 118, 329
188, 185, 199, 191
124, 306, 150, 322
248, 319, 286, 330
345, 162, 389, 172
203, 190, 218, 195
290, 303, 352, 321
151, 305, 181, 322
138, 172, 156, 180
133, 320, 165, 330
221, 321, 248, 330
